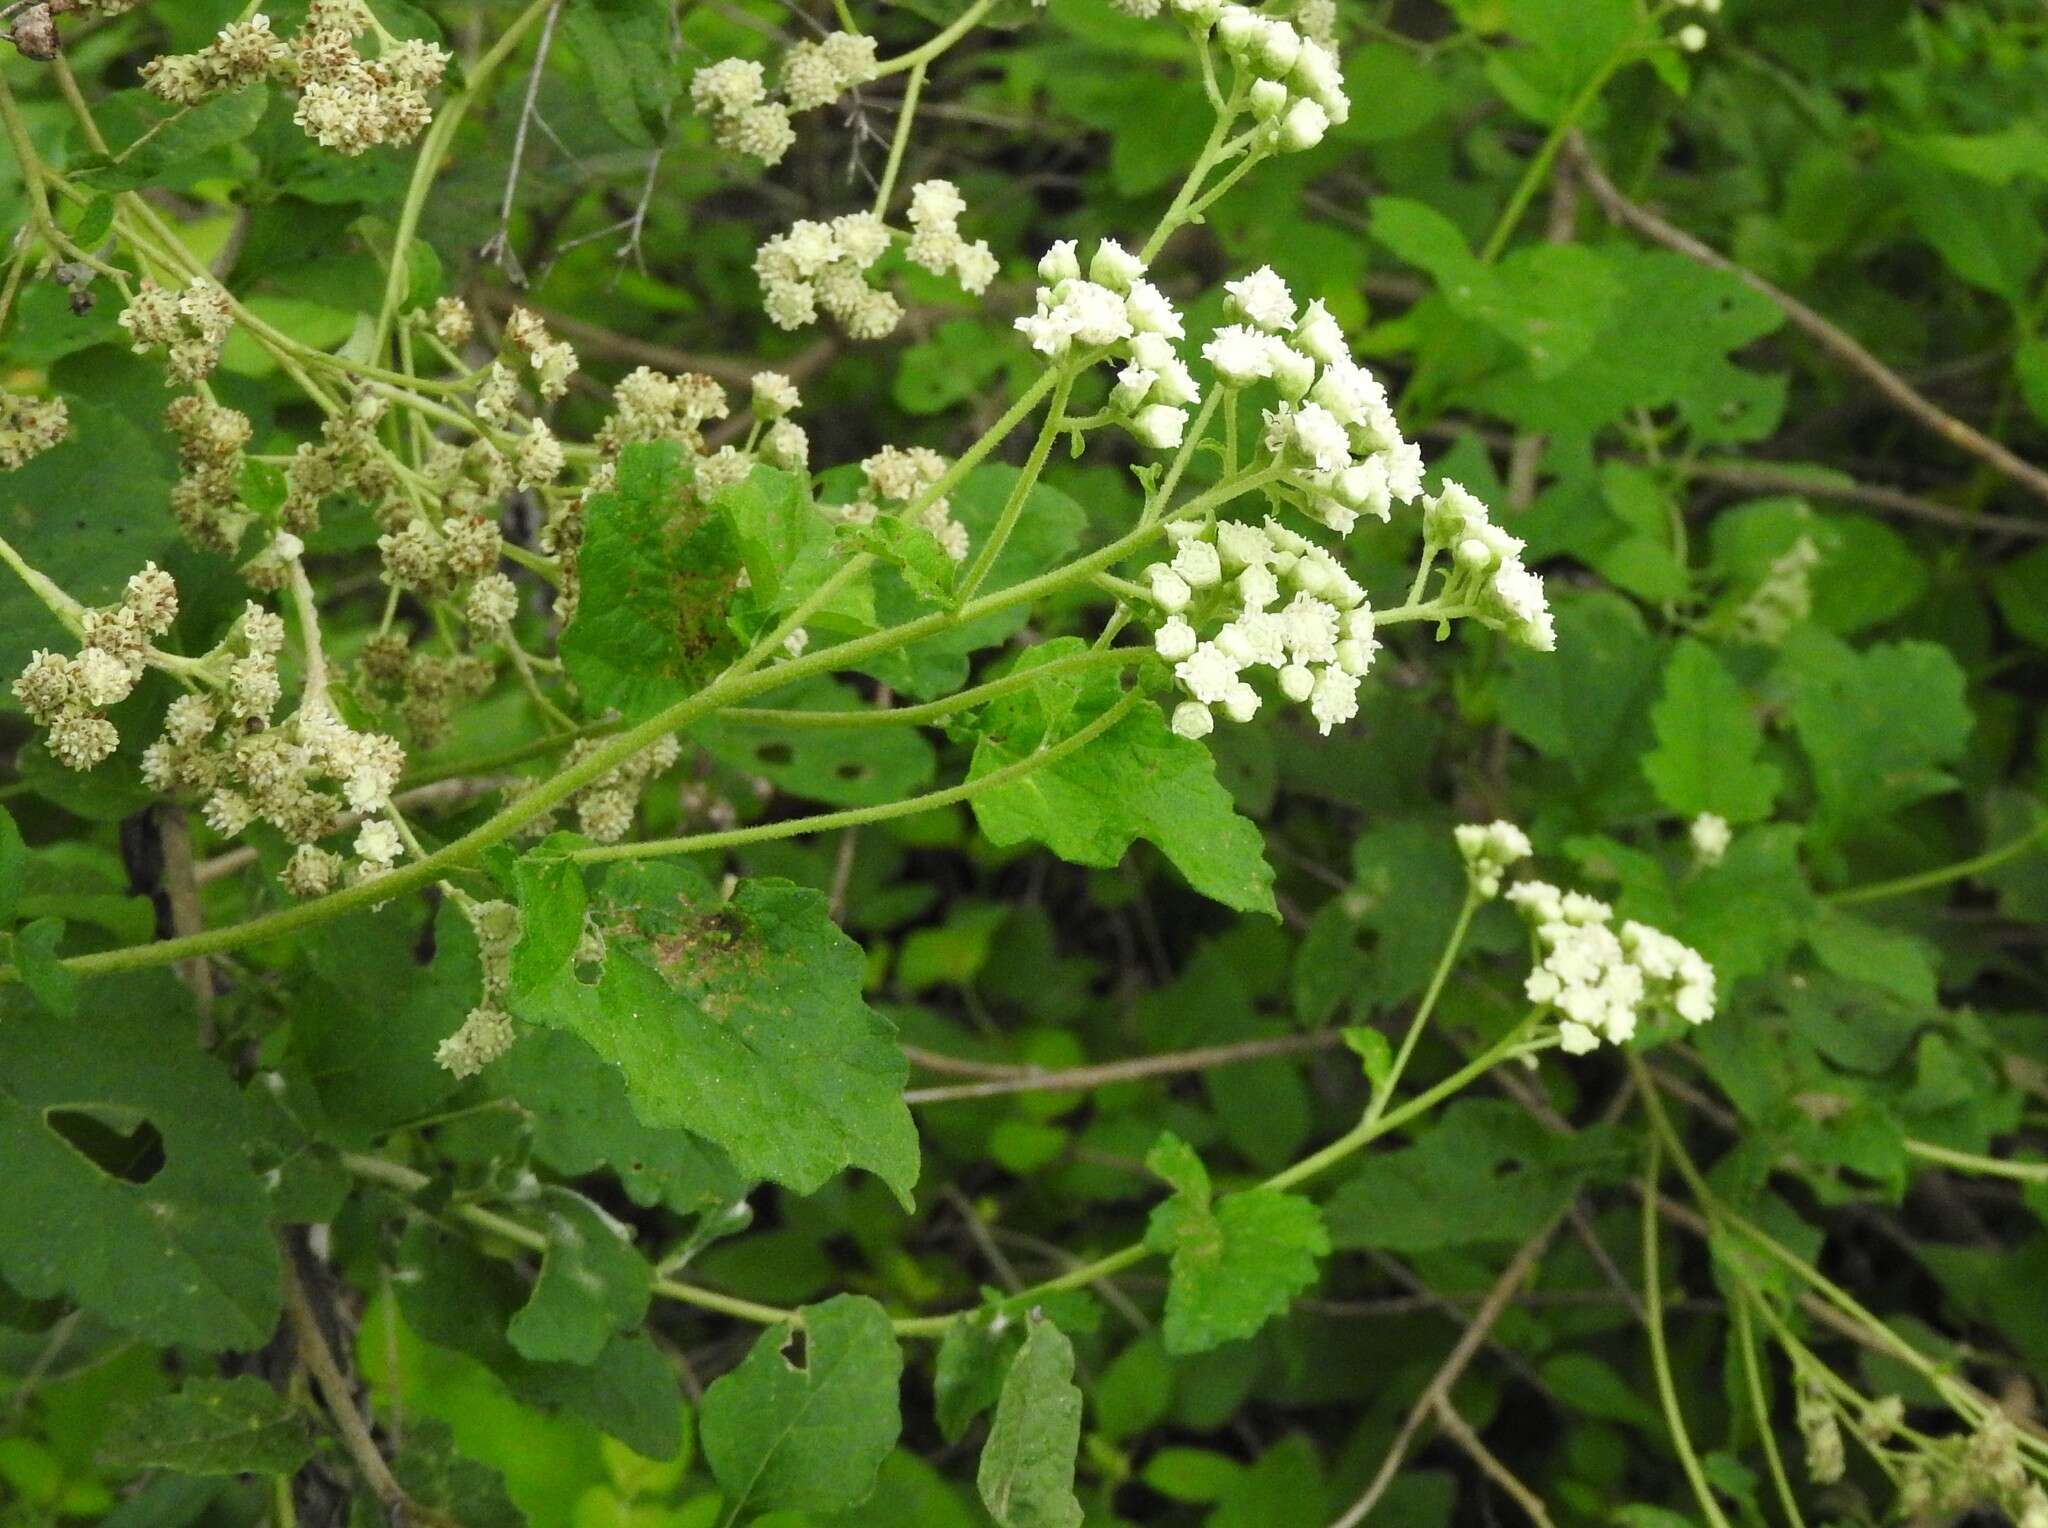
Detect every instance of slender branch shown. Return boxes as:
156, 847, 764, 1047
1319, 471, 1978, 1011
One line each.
279, 1250, 413, 1517
1433, 1396, 1560, 1528
1328, 1213, 1569, 1528
1690, 460, 2048, 540
1824, 817, 2047, 906
1640, 1137, 1737, 1528
903, 1030, 1344, 1104
1570, 133, 2048, 511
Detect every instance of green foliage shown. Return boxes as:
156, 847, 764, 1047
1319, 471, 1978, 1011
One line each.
975, 1315, 1084, 1528
1143, 1134, 1328, 1355
698, 1296, 903, 1517
514, 860, 920, 1204
6, 0, 2048, 1523
969, 640, 1277, 915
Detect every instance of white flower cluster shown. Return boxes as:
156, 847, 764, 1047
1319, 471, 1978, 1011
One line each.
141, 14, 287, 104
1731, 534, 1820, 646
596, 366, 730, 456
118, 277, 233, 386
905, 180, 1001, 296
1017, 239, 1202, 450
692, 31, 878, 167
1117, 2, 1348, 148
1420, 481, 1556, 652
139, 2, 447, 153
1505, 880, 1717, 1054
842, 445, 970, 561
289, 0, 449, 154
11, 564, 179, 770
780, 30, 880, 111
1205, 267, 1425, 535
690, 59, 796, 166
1148, 515, 1376, 740
502, 306, 579, 402
436, 894, 523, 1078
0, 391, 69, 470
1455, 819, 1533, 899
510, 734, 682, 843
748, 370, 810, 471
1671, 0, 1722, 53
755, 210, 900, 338
1212, 2, 1350, 152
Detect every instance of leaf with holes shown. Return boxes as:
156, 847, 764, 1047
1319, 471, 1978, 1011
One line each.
699, 1294, 904, 1517
0, 980, 280, 1351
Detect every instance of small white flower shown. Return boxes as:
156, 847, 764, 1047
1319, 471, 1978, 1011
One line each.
1276, 97, 1329, 152
1308, 664, 1358, 735
1090, 239, 1146, 292
1278, 663, 1315, 703
1203, 324, 1276, 387
1294, 300, 1346, 365
1175, 642, 1242, 705
1225, 267, 1297, 332
1038, 240, 1081, 283
1146, 564, 1193, 613
1155, 616, 1199, 661
1171, 539, 1223, 588
355, 818, 403, 868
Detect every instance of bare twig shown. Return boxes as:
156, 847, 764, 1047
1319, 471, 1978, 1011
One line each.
1568, 133, 2048, 512
1434, 1396, 1560, 1528
902, 1030, 1345, 1104
156, 804, 212, 1016
280, 1251, 412, 1518
479, 0, 562, 284
1329, 1214, 1569, 1528
1688, 460, 2047, 539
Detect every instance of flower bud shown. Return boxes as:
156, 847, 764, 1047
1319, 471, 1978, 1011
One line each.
1267, 341, 1317, 400
1090, 239, 1145, 292
1129, 404, 1189, 451
1222, 682, 1261, 723
1146, 564, 1193, 613
1249, 79, 1290, 121
1215, 5, 1260, 54
1279, 663, 1315, 703
1257, 19, 1302, 76
1171, 700, 1215, 740
1277, 97, 1329, 152
1155, 616, 1198, 661
1037, 240, 1081, 284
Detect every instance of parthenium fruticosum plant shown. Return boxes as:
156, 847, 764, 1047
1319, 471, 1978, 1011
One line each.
7, 0, 2047, 1521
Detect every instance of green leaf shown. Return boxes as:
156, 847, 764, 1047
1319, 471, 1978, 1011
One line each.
507, 841, 589, 998
76, 88, 271, 192
1991, 542, 2048, 649
0, 400, 178, 681
100, 1378, 311, 1478
968, 640, 1276, 916
843, 515, 960, 609
498, 1030, 744, 1216
559, 442, 743, 722
0, 984, 281, 1351
1780, 632, 1974, 837
976, 1315, 1085, 1528
935, 1309, 1026, 1445
1641, 639, 1781, 823
0, 808, 26, 929
516, 862, 920, 1205
386, 1418, 525, 1528
394, 1223, 682, 1460
1142, 1134, 1327, 1355
856, 466, 1088, 699
561, 0, 676, 148
699, 1295, 903, 1518
718, 465, 873, 631
13, 917, 78, 1019
1497, 592, 1662, 814
1324, 1101, 1631, 1253
506, 1188, 654, 1365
